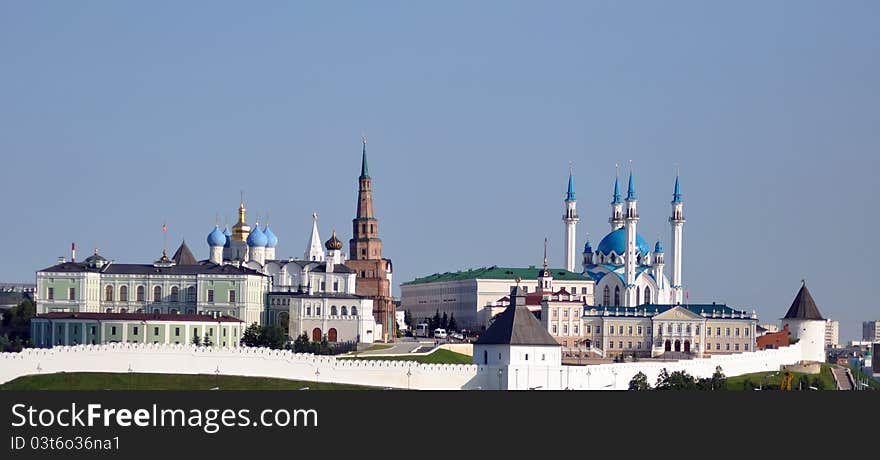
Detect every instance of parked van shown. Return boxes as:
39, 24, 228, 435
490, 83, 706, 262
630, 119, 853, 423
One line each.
433, 328, 448, 339
415, 323, 430, 337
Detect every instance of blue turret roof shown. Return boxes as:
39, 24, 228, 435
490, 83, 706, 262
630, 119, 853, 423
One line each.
566, 173, 575, 201
247, 224, 268, 247
672, 175, 682, 203
612, 176, 622, 204
654, 241, 664, 253
627, 171, 636, 200
583, 240, 593, 254
596, 228, 650, 256
207, 226, 226, 247
263, 225, 278, 248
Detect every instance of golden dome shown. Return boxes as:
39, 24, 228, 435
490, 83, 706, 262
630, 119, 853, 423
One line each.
231, 201, 251, 242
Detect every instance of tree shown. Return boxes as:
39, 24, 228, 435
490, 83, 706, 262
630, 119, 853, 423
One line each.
203, 334, 213, 347
708, 366, 727, 391
811, 376, 827, 390
440, 312, 448, 330
431, 309, 441, 331
1, 299, 35, 346
191, 334, 201, 346
655, 368, 698, 390
448, 314, 458, 332
292, 333, 310, 353
240, 323, 261, 347
261, 325, 288, 350
404, 309, 413, 328
628, 372, 650, 390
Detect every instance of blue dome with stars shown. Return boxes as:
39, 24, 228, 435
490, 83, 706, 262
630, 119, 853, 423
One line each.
223, 226, 232, 248
583, 241, 593, 253
654, 241, 664, 253
596, 228, 650, 256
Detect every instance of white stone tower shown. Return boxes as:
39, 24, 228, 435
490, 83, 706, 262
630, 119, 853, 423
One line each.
669, 173, 685, 304
562, 166, 579, 273
623, 168, 639, 307
781, 281, 827, 363
651, 240, 665, 300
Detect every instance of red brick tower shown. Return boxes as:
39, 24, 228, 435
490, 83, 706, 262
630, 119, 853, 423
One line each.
346, 136, 395, 342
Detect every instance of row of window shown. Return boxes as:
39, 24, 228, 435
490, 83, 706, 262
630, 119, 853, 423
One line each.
303, 305, 359, 317
512, 286, 590, 295
50, 325, 238, 340
554, 322, 753, 339
707, 342, 748, 351
48, 286, 239, 304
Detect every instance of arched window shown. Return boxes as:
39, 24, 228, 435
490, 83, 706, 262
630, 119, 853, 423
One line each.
686, 324, 692, 334
636, 289, 640, 305
603, 286, 610, 306
614, 286, 620, 306
105, 285, 113, 301
120, 286, 128, 302
644, 286, 651, 304
152, 308, 160, 314
328, 328, 338, 342
105, 308, 113, 313
341, 306, 348, 316
278, 312, 289, 329
171, 286, 179, 302
120, 308, 128, 313
187, 286, 196, 302
153, 286, 162, 302
136, 286, 145, 302
331, 305, 338, 316
351, 306, 358, 316
677, 324, 682, 334
312, 328, 322, 342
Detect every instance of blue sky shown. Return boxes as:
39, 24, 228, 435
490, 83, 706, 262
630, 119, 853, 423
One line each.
1, 1, 877, 341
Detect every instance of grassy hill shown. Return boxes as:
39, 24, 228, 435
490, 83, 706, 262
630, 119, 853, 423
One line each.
725, 364, 838, 390
0, 372, 374, 390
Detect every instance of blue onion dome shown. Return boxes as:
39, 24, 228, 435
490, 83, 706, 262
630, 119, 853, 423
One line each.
596, 228, 650, 256
654, 241, 664, 253
583, 240, 593, 254
207, 226, 226, 247
246, 224, 268, 247
263, 225, 278, 248
223, 226, 232, 248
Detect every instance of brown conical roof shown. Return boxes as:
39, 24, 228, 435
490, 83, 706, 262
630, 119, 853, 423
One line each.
171, 241, 198, 266
783, 282, 824, 320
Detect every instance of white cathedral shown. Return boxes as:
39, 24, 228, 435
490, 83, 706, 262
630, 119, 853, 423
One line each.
204, 202, 378, 343
562, 167, 686, 308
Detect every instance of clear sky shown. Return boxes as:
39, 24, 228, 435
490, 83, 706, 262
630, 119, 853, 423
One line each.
1, 1, 877, 341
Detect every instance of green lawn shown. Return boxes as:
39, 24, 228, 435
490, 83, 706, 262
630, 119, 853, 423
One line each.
725, 364, 838, 390
342, 348, 473, 364
0, 372, 373, 390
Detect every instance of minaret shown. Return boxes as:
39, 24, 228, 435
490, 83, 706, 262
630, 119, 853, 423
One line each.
581, 237, 593, 271
305, 212, 325, 262
623, 165, 639, 307
609, 165, 624, 230
669, 172, 685, 304
562, 165, 579, 272
652, 240, 665, 295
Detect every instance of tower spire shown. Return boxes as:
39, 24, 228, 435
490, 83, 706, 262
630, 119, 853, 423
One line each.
360, 132, 369, 179
672, 165, 682, 203
612, 163, 621, 203
566, 162, 575, 201
543, 237, 548, 270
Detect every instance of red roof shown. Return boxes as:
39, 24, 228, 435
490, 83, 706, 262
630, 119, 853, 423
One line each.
494, 288, 585, 306
35, 312, 243, 323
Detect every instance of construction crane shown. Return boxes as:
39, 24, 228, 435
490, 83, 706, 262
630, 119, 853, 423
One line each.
780, 371, 794, 391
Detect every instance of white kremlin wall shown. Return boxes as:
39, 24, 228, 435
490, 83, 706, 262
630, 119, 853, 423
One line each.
0, 342, 803, 390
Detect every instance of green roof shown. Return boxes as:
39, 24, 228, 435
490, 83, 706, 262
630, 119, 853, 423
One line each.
401, 266, 592, 285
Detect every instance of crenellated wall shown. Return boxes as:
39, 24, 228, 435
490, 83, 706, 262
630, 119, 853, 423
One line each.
0, 342, 803, 390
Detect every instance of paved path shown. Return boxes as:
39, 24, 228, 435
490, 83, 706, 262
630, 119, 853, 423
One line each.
830, 366, 853, 390
356, 341, 428, 356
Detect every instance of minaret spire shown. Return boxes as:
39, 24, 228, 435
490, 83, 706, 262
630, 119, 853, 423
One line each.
669, 167, 686, 304
609, 164, 624, 230
562, 163, 579, 272
543, 237, 548, 270
623, 160, 639, 306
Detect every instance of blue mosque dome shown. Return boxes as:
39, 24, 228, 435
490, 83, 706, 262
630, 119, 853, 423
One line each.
207, 226, 226, 247
596, 228, 650, 256
583, 241, 593, 254
263, 225, 278, 248
223, 226, 232, 248
247, 225, 268, 247
654, 241, 664, 253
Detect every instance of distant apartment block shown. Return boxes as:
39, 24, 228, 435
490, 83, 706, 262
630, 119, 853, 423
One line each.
825, 319, 839, 349
863, 320, 880, 342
